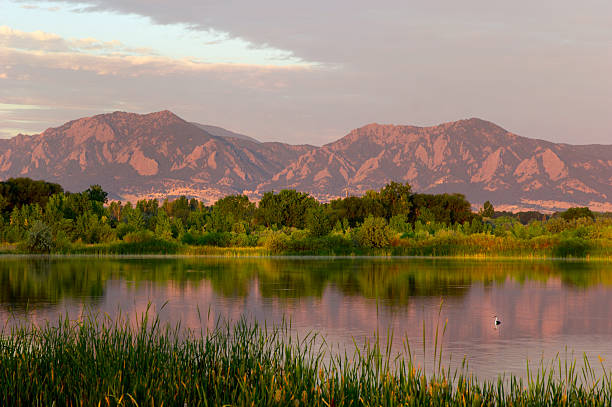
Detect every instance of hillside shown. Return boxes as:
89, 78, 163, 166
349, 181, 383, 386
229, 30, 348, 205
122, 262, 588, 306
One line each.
1, 111, 610, 211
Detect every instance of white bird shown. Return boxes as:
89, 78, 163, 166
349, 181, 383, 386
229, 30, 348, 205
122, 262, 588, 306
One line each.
494, 316, 501, 326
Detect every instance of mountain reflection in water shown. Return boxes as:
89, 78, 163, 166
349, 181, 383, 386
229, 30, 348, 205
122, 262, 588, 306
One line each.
1, 256, 611, 381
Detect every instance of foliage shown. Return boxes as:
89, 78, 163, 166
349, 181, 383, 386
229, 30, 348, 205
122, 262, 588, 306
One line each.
0, 178, 611, 258
410, 193, 473, 224
480, 200, 495, 218
389, 214, 411, 234
24, 220, 53, 253
0, 178, 63, 212
554, 237, 590, 258
256, 190, 317, 228
560, 207, 595, 221
305, 205, 332, 237
209, 195, 254, 232
356, 216, 392, 248
378, 181, 412, 217
260, 230, 290, 253
85, 184, 108, 204
154, 210, 173, 240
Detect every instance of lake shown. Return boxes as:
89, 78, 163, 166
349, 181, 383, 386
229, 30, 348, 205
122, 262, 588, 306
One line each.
1, 256, 611, 382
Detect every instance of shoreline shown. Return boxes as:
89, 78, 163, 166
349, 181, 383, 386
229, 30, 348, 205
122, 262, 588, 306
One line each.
1, 250, 611, 262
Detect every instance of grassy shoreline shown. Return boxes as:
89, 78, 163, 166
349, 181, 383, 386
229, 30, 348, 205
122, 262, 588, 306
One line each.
1, 312, 611, 406
2, 243, 612, 262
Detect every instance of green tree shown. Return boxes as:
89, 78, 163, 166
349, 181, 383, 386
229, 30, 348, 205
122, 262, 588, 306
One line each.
154, 211, 173, 240
0, 178, 63, 212
127, 207, 145, 230
63, 192, 93, 219
378, 182, 412, 218
74, 213, 114, 243
480, 201, 495, 218
410, 193, 473, 225
0, 193, 7, 214
85, 185, 108, 204
305, 205, 332, 237
560, 207, 595, 221
169, 196, 191, 225
356, 216, 392, 248
256, 190, 317, 228
329, 195, 384, 227
389, 214, 411, 234
136, 199, 159, 229
210, 195, 255, 232
108, 201, 122, 224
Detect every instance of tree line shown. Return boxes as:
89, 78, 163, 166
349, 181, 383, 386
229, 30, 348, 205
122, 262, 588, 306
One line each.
0, 177, 609, 257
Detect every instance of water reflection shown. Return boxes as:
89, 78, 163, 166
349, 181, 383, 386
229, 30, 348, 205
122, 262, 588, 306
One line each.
1, 256, 611, 381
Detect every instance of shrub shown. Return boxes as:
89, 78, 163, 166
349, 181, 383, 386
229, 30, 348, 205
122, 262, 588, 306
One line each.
123, 230, 155, 243
52, 230, 72, 253
389, 214, 411, 234
116, 222, 137, 240
230, 232, 257, 247
260, 230, 289, 253
182, 231, 231, 247
231, 221, 249, 234
554, 237, 590, 258
24, 220, 53, 253
356, 216, 392, 248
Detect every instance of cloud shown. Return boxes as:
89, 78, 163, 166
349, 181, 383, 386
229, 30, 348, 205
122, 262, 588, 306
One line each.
19, 3, 59, 11
4, 0, 612, 145
0, 26, 152, 55
0, 26, 316, 78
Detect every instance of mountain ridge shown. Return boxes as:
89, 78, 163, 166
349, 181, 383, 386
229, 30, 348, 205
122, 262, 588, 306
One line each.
1, 110, 610, 212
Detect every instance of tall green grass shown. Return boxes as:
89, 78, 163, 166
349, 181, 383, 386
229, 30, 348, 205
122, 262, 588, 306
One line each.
1, 309, 612, 406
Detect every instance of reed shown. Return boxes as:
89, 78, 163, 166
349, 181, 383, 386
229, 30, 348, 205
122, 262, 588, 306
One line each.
1, 309, 612, 406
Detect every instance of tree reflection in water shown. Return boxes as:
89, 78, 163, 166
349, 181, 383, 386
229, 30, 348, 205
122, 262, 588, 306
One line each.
0, 257, 609, 310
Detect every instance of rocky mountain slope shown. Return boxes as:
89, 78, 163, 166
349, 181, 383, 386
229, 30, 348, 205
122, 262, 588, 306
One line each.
0, 111, 313, 202
260, 119, 612, 211
0, 111, 610, 211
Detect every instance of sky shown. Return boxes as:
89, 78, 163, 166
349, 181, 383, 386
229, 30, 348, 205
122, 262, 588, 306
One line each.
1, 0, 611, 145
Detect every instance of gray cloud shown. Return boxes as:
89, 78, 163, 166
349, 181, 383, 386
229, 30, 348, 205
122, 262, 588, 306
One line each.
5, 0, 612, 144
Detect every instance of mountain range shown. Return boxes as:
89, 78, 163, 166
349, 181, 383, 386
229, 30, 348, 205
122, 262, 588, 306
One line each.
0, 110, 610, 212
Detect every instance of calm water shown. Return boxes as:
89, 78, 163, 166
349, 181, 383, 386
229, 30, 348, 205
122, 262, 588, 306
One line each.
1, 256, 612, 382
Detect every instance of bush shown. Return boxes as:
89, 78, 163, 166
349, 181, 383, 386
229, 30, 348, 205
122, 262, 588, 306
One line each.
260, 230, 289, 253
545, 217, 569, 234
305, 206, 332, 237
123, 230, 156, 243
284, 233, 354, 254
52, 230, 72, 253
116, 222, 137, 240
554, 237, 590, 258
356, 216, 392, 248
389, 214, 411, 234
181, 231, 231, 247
24, 221, 53, 253
230, 232, 257, 247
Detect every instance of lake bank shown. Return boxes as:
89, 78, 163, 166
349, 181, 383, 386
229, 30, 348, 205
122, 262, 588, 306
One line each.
3, 240, 612, 261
